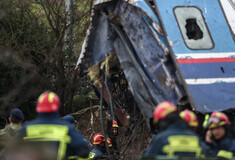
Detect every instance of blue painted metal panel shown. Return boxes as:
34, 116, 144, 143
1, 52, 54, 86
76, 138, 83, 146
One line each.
115, 1, 184, 105
155, 0, 235, 112
134, 0, 167, 46
188, 83, 235, 112
180, 62, 235, 79
77, 1, 186, 121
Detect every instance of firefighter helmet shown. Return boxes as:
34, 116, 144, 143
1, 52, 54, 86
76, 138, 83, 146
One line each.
153, 101, 177, 125
93, 133, 105, 145
107, 138, 112, 147
180, 109, 198, 127
36, 91, 60, 113
112, 120, 119, 128
208, 111, 230, 129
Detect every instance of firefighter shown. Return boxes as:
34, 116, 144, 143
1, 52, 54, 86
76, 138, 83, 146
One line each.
0, 108, 24, 151
180, 109, 198, 132
112, 120, 118, 136
15, 91, 91, 160
89, 133, 106, 159
143, 101, 209, 157
105, 119, 119, 158
107, 138, 118, 160
111, 120, 119, 153
205, 111, 235, 159
107, 138, 112, 150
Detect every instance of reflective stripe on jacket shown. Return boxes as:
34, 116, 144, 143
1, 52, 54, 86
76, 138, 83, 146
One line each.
209, 136, 235, 159
89, 146, 106, 159
16, 112, 91, 160
143, 122, 210, 157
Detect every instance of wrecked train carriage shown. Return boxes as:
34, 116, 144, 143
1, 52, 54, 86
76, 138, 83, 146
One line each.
76, 0, 235, 126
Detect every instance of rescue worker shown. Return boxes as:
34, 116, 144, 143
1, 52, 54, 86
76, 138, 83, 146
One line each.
62, 115, 77, 127
143, 101, 209, 157
89, 133, 106, 159
105, 119, 119, 159
111, 120, 119, 153
15, 91, 91, 160
107, 138, 118, 160
180, 109, 198, 132
205, 111, 235, 159
107, 138, 112, 150
0, 108, 24, 151
112, 120, 118, 136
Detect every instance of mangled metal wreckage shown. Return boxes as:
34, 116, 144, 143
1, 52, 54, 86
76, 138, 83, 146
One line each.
76, 0, 235, 126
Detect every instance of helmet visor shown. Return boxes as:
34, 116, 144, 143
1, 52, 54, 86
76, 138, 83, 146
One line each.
208, 117, 220, 124
208, 117, 226, 129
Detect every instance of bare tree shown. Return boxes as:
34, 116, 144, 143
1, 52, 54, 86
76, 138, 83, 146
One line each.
0, 0, 92, 118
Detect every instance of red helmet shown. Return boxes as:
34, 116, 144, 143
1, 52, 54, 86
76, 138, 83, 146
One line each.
208, 111, 230, 129
93, 133, 105, 145
36, 91, 60, 113
180, 109, 198, 127
153, 101, 177, 125
107, 138, 112, 147
112, 120, 119, 128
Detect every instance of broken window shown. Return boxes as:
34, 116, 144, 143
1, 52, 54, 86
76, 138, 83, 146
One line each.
174, 7, 214, 50
185, 18, 203, 40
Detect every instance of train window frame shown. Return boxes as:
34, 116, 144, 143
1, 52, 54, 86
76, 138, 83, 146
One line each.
231, 0, 235, 7
173, 6, 214, 50
219, 0, 235, 41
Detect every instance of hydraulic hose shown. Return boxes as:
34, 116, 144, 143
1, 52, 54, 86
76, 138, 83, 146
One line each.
100, 67, 111, 158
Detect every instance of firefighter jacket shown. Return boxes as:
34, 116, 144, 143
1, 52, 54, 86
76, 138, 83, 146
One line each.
143, 122, 210, 157
0, 124, 21, 150
15, 112, 91, 160
89, 146, 106, 159
209, 136, 235, 159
